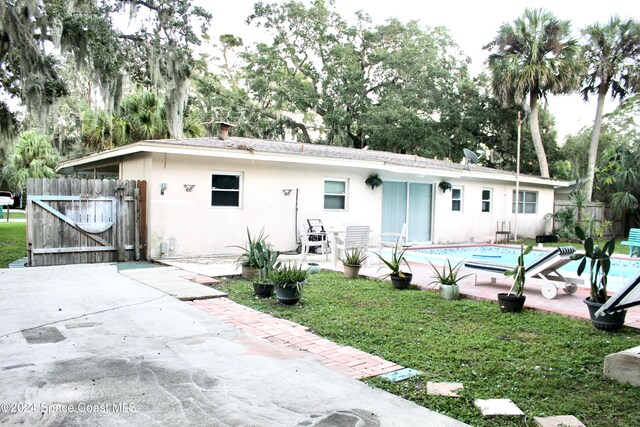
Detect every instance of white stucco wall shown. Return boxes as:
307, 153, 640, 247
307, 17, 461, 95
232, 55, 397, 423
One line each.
121, 152, 558, 258
128, 153, 383, 258
431, 178, 554, 244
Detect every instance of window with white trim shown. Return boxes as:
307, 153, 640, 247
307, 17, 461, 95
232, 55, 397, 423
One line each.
481, 188, 492, 213
512, 190, 537, 214
451, 187, 462, 212
211, 173, 241, 207
324, 179, 347, 210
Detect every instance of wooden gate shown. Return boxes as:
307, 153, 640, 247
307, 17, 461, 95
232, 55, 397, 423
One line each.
26, 178, 147, 266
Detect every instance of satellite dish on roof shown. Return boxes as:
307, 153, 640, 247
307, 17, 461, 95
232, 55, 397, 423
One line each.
463, 148, 480, 164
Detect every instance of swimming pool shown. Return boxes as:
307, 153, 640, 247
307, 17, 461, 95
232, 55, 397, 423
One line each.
401, 245, 640, 292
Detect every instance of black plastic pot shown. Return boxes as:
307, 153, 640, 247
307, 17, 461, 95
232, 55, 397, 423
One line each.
275, 282, 304, 305
497, 293, 526, 313
584, 298, 627, 331
390, 272, 412, 289
253, 282, 274, 298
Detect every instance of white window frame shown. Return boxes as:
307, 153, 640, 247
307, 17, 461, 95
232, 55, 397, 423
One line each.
211, 172, 242, 208
481, 188, 492, 213
451, 186, 463, 212
324, 178, 348, 211
512, 190, 538, 214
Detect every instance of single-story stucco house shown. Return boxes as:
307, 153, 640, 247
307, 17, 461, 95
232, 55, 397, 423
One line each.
56, 135, 570, 259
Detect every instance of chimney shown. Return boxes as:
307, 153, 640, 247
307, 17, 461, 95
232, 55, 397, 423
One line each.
215, 121, 236, 140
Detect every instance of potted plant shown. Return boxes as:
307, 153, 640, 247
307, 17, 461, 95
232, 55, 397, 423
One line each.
497, 244, 532, 313
269, 262, 308, 305
306, 262, 321, 275
438, 181, 452, 193
340, 248, 368, 279
231, 228, 268, 280
365, 173, 382, 190
571, 226, 626, 330
427, 258, 471, 300
252, 244, 281, 298
375, 239, 412, 289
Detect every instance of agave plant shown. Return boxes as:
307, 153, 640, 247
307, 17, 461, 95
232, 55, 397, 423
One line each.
340, 247, 368, 266
427, 257, 472, 287
571, 226, 615, 303
230, 228, 268, 268
375, 239, 411, 279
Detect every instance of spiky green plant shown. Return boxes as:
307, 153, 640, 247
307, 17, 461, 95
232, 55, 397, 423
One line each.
375, 238, 411, 279
427, 257, 472, 287
504, 244, 533, 297
340, 247, 368, 266
571, 226, 615, 303
269, 262, 307, 288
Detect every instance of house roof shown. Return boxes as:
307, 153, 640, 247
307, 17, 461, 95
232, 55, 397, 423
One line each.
56, 136, 570, 187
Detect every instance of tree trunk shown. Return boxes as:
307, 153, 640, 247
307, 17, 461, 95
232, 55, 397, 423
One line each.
585, 88, 607, 202
528, 94, 549, 178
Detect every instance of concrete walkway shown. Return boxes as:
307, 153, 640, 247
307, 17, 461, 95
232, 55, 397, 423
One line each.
191, 298, 404, 379
0, 264, 468, 426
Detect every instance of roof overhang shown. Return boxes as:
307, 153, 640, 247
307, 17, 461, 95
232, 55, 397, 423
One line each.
56, 141, 570, 188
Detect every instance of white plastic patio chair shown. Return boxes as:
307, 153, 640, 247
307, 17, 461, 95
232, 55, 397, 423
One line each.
379, 223, 408, 254
336, 225, 371, 266
299, 222, 328, 263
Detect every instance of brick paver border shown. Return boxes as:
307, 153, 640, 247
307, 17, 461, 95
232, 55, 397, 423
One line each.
190, 298, 404, 379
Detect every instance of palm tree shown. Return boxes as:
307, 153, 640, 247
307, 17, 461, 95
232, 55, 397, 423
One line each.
485, 8, 583, 178
580, 16, 640, 201
81, 91, 204, 150
596, 143, 640, 233
2, 130, 59, 190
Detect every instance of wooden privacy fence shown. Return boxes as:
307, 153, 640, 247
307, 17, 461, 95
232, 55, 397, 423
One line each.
26, 178, 147, 267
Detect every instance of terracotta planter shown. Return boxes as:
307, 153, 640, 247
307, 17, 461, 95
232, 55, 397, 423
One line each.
584, 298, 627, 331
242, 265, 261, 281
343, 263, 361, 279
390, 272, 412, 289
440, 284, 460, 300
497, 293, 526, 313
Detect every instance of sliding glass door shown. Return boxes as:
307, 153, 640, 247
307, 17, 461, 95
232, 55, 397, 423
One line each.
381, 181, 432, 243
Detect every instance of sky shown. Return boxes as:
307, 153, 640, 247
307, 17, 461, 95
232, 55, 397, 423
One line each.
202, 0, 640, 143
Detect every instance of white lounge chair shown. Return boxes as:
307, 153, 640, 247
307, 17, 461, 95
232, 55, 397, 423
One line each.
464, 246, 583, 299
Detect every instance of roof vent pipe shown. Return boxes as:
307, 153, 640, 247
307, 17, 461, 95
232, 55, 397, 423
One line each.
215, 121, 236, 140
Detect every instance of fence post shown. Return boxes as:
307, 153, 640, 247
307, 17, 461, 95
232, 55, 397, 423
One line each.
116, 184, 126, 262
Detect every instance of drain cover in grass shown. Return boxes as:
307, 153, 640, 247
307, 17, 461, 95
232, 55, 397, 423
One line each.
378, 368, 421, 382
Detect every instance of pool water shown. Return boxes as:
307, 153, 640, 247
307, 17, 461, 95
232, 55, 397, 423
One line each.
403, 245, 640, 292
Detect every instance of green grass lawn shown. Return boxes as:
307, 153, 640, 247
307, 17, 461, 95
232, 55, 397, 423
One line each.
0, 211, 25, 220
219, 273, 640, 427
0, 222, 27, 268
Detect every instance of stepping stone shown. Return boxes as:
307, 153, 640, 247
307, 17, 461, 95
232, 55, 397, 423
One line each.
378, 368, 421, 382
193, 276, 220, 285
427, 381, 464, 397
604, 345, 640, 386
474, 399, 524, 417
534, 415, 586, 427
